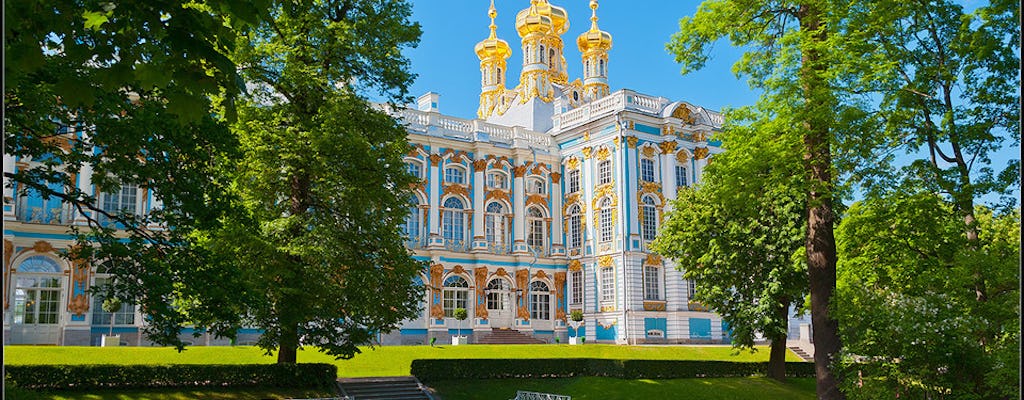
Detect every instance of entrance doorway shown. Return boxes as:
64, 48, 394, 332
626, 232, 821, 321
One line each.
10, 256, 64, 345
486, 278, 513, 328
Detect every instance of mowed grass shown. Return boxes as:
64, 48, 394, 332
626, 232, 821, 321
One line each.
430, 376, 818, 400
4, 344, 800, 377
11, 387, 335, 400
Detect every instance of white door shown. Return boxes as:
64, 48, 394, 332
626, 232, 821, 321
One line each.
486, 278, 513, 328
11, 275, 63, 344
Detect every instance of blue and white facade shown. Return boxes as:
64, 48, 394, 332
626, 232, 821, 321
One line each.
3, 0, 728, 346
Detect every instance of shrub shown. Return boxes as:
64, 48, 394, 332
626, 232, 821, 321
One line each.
410, 359, 815, 383
4, 364, 337, 391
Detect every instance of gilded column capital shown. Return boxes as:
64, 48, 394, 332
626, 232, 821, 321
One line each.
429, 154, 443, 166
694, 147, 709, 160
473, 159, 488, 172
625, 136, 639, 149
659, 141, 678, 154
581, 147, 593, 160
513, 165, 529, 178
549, 172, 561, 182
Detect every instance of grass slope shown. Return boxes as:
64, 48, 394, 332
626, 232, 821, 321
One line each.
4, 344, 801, 378
429, 377, 818, 400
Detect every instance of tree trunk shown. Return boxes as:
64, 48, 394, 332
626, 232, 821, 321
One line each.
767, 301, 791, 382
276, 173, 310, 365
277, 322, 299, 364
798, 4, 845, 400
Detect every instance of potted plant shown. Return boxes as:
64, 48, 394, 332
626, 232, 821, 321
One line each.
451, 308, 469, 345
101, 297, 122, 347
568, 310, 585, 345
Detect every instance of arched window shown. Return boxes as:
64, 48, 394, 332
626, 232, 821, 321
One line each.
527, 177, 545, 195
442, 197, 465, 242
485, 202, 508, 252
487, 171, 508, 189
527, 207, 545, 250
497, 67, 502, 84
568, 169, 580, 193
640, 158, 656, 182
486, 278, 511, 311
585, 60, 591, 76
599, 59, 605, 76
404, 196, 421, 240
540, 45, 546, 64
644, 265, 662, 301
598, 160, 612, 184
12, 256, 63, 326
567, 204, 582, 249
599, 198, 613, 243
549, 48, 556, 69
444, 166, 466, 184
442, 275, 469, 318
529, 281, 550, 320
641, 196, 658, 241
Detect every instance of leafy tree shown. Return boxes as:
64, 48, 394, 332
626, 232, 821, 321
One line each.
835, 193, 1019, 399
652, 105, 807, 382
213, 0, 425, 364
667, 1, 850, 397
4, 0, 268, 347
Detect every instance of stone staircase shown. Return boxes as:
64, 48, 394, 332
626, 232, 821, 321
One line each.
475, 328, 546, 344
337, 376, 433, 400
788, 345, 814, 362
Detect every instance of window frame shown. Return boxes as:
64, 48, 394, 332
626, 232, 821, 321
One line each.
598, 160, 612, 185
442, 275, 470, 318
640, 158, 656, 182
529, 281, 551, 320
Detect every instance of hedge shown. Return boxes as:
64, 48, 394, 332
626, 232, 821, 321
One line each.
4, 363, 337, 391
411, 359, 815, 382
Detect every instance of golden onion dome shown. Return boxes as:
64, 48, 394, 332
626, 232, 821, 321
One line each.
475, 1, 512, 59
515, 0, 554, 37
533, 0, 569, 35
577, 0, 612, 53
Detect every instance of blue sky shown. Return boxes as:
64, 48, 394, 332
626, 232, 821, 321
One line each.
402, 0, 1019, 207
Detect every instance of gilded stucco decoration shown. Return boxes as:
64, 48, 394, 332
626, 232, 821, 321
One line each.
513, 165, 529, 178
676, 149, 692, 164
474, 267, 489, 319
451, 265, 467, 276
549, 172, 561, 182
485, 189, 510, 205
67, 245, 91, 316
486, 155, 513, 168
693, 131, 708, 142
33, 240, 55, 254
554, 272, 567, 320
640, 145, 657, 158
661, 125, 675, 136
612, 137, 620, 148
625, 136, 639, 149
644, 253, 662, 266
659, 141, 678, 154
407, 144, 427, 158
441, 148, 470, 163
473, 159, 488, 172
643, 301, 667, 311
526, 194, 547, 209
596, 146, 611, 161
568, 259, 582, 272
694, 147, 709, 160
671, 104, 696, 124
581, 147, 593, 159
515, 268, 530, 320
530, 164, 547, 175
429, 263, 445, 319
495, 267, 509, 277
562, 193, 585, 214
565, 156, 580, 171
598, 255, 613, 268
442, 183, 470, 201
591, 183, 618, 209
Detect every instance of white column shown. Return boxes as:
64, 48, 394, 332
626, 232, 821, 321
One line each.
623, 139, 639, 247
581, 152, 594, 253
550, 171, 563, 253
3, 153, 15, 220
427, 155, 442, 245
471, 160, 486, 251
512, 163, 526, 254
661, 142, 678, 214
694, 147, 708, 184
74, 162, 94, 225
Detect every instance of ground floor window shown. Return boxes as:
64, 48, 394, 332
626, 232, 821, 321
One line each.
443, 275, 469, 317
90, 277, 136, 325
570, 270, 583, 305
529, 281, 550, 320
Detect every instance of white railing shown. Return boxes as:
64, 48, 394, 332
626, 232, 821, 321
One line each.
386, 106, 552, 149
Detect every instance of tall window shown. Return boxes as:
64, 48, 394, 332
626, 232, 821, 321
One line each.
486, 278, 511, 310
688, 279, 697, 300
644, 266, 661, 301
487, 171, 507, 189
442, 276, 469, 317
442, 197, 465, 242
598, 198, 613, 243
600, 266, 614, 302
12, 256, 63, 326
675, 165, 689, 188
539, 45, 546, 63
91, 277, 136, 325
568, 169, 580, 193
570, 270, 583, 305
598, 160, 612, 184
567, 204, 582, 249
529, 281, 550, 320
444, 167, 465, 184
406, 161, 422, 179
641, 196, 658, 241
598, 59, 605, 76
527, 178, 545, 195
485, 202, 507, 251
99, 183, 138, 225
640, 158, 655, 182
527, 207, 545, 249
404, 197, 420, 240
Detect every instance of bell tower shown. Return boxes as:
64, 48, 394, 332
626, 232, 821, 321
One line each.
475, 0, 513, 118
577, 0, 612, 101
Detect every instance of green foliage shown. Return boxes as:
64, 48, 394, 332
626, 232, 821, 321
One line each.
4, 363, 337, 391
651, 104, 807, 360
835, 194, 1020, 399
411, 359, 815, 383
570, 310, 584, 322
430, 376, 818, 400
101, 298, 122, 314
453, 308, 468, 321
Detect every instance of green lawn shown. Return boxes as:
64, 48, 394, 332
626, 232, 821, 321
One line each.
429, 377, 818, 400
4, 387, 334, 400
4, 344, 800, 378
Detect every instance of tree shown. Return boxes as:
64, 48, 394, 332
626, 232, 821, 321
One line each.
668, 1, 848, 397
652, 105, 807, 382
835, 194, 1019, 399
214, 0, 425, 364
4, 0, 268, 348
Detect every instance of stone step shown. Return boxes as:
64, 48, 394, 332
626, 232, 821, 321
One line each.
337, 376, 432, 400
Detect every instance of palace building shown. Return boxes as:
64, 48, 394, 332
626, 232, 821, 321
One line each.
3, 0, 727, 346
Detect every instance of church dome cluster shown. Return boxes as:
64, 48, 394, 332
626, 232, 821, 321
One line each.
476, 0, 613, 119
